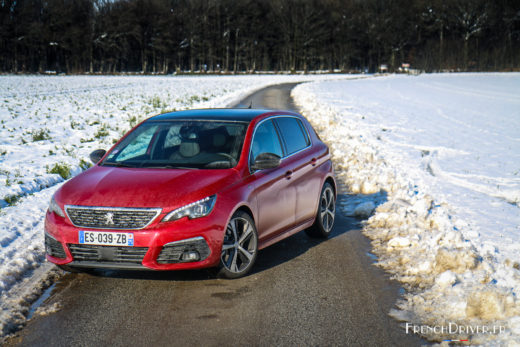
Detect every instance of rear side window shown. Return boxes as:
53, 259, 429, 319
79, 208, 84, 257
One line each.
274, 117, 310, 155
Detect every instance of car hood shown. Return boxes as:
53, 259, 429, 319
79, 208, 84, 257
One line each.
56, 165, 239, 210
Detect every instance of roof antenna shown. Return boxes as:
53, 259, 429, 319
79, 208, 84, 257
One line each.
248, 101, 252, 109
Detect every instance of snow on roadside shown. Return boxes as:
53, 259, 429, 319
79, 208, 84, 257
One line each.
293, 74, 520, 345
0, 73, 355, 340
0, 185, 62, 336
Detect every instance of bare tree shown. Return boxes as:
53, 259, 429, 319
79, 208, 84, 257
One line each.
0, 0, 518, 73
451, 0, 488, 70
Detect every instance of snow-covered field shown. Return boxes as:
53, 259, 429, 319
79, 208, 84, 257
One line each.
293, 73, 520, 345
0, 73, 356, 339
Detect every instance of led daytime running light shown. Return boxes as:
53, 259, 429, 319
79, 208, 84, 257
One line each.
163, 195, 216, 222
49, 196, 65, 217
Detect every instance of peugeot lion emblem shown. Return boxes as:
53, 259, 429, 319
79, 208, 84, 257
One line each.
104, 212, 115, 225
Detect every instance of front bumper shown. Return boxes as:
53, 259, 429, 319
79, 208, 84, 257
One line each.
44, 207, 227, 271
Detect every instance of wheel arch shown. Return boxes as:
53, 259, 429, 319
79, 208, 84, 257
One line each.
233, 204, 255, 224
324, 175, 337, 198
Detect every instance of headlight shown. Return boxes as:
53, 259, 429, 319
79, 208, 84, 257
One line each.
163, 195, 216, 222
48, 195, 65, 217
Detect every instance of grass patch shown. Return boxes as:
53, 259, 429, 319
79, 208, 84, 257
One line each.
94, 124, 110, 138
63, 146, 75, 156
4, 194, 20, 206
79, 159, 92, 170
189, 95, 201, 103
160, 108, 176, 114
31, 129, 51, 141
129, 115, 138, 127
47, 163, 71, 179
149, 96, 166, 109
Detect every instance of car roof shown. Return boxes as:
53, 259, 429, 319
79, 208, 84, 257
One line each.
148, 108, 281, 123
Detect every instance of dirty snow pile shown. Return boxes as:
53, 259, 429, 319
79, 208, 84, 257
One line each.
0, 73, 353, 339
293, 73, 520, 345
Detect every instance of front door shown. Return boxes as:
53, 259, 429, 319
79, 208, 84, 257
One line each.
250, 119, 296, 243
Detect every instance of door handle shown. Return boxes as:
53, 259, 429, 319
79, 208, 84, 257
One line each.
285, 170, 293, 179
310, 158, 317, 166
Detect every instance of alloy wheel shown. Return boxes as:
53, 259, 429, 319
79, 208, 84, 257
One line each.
320, 186, 335, 233
221, 215, 257, 275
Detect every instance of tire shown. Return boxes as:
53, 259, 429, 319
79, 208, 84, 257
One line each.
218, 210, 258, 279
306, 182, 336, 238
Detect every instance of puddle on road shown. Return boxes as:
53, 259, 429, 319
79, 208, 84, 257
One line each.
366, 252, 378, 262
27, 283, 56, 320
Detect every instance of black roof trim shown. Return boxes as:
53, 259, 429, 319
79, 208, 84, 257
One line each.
149, 108, 280, 122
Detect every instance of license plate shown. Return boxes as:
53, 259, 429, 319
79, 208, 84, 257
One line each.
79, 230, 134, 246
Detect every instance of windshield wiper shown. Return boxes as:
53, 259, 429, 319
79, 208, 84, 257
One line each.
149, 165, 199, 170
101, 162, 135, 168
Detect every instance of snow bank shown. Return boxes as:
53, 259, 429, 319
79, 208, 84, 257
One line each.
292, 73, 520, 345
0, 184, 62, 336
0, 74, 355, 340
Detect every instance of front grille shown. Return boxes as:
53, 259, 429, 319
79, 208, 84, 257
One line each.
45, 234, 66, 259
157, 237, 211, 264
65, 206, 161, 230
68, 244, 148, 264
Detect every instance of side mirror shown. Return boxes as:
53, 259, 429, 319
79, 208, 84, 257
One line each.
89, 149, 106, 164
251, 152, 281, 171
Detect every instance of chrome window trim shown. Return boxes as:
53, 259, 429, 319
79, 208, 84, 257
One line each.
162, 236, 206, 247
248, 115, 313, 173
64, 205, 162, 230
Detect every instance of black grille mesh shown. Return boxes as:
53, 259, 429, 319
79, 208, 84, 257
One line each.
65, 206, 160, 230
157, 238, 210, 264
45, 234, 66, 259
68, 244, 148, 264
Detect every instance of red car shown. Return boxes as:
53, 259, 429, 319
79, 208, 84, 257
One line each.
45, 109, 336, 278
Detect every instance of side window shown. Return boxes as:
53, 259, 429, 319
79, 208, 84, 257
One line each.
274, 117, 310, 155
250, 120, 283, 163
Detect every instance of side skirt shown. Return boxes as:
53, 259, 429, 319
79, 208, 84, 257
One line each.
258, 217, 315, 250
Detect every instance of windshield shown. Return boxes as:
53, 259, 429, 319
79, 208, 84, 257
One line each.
102, 120, 248, 169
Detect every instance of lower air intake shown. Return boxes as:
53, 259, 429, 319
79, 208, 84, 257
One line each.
68, 244, 148, 264
45, 234, 67, 259
157, 237, 210, 264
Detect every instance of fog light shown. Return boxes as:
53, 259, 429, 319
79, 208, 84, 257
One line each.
181, 250, 200, 262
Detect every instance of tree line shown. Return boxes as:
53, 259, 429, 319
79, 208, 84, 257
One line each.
1, 0, 519, 74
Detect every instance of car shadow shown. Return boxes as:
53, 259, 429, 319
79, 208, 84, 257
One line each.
251, 194, 361, 274
82, 192, 387, 281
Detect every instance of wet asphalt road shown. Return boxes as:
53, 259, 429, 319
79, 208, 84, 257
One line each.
6, 82, 424, 347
